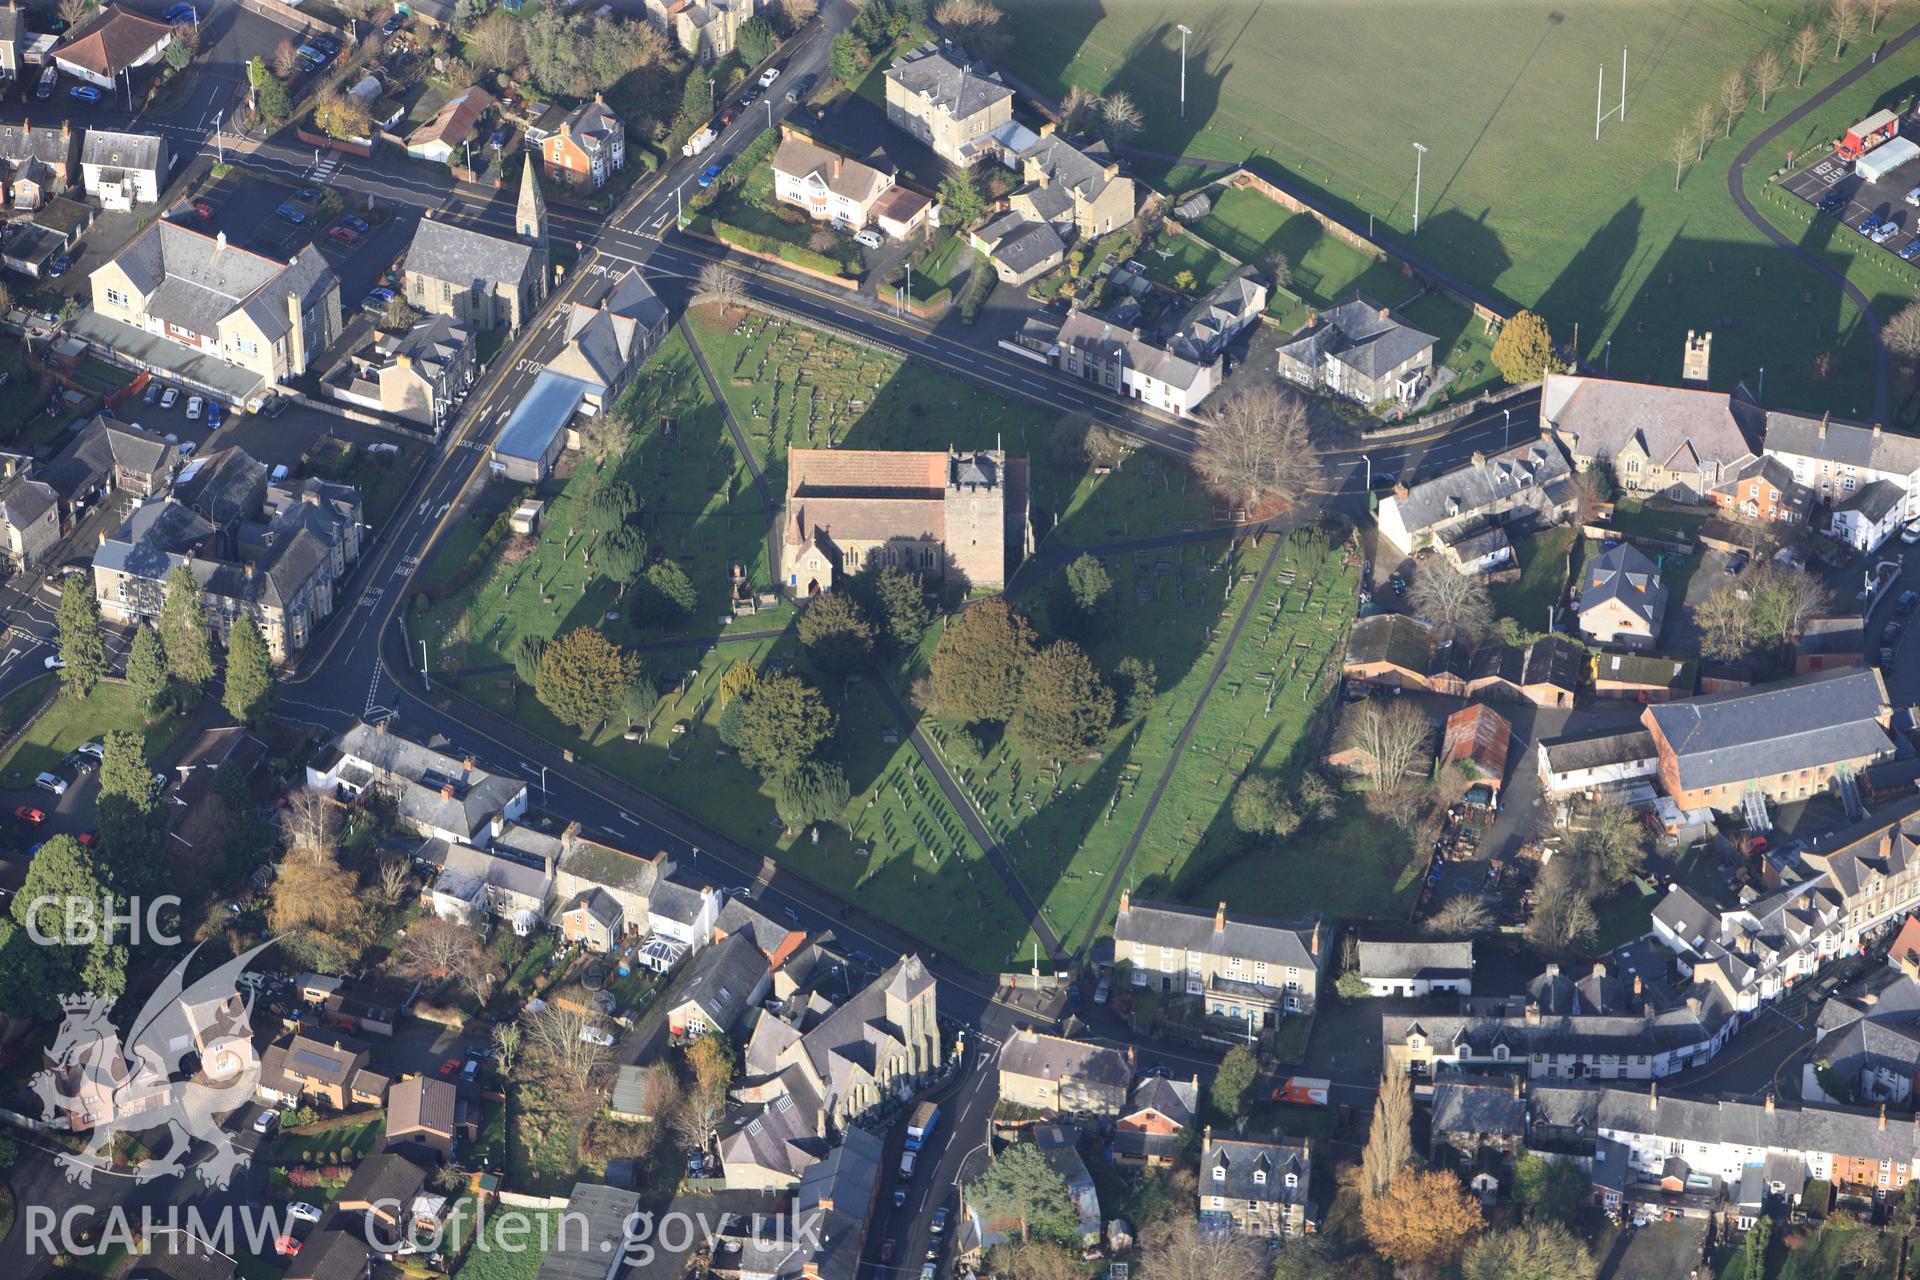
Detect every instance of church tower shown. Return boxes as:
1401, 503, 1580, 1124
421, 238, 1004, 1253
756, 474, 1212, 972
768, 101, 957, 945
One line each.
517, 159, 550, 307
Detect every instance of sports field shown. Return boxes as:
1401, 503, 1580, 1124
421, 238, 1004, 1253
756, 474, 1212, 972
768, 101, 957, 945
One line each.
998, 0, 1892, 416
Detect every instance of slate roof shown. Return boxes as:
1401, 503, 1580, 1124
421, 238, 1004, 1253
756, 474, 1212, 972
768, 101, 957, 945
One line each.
328, 720, 526, 840
1280, 293, 1434, 380
387, 1075, 456, 1139
336, 1149, 429, 1210
1431, 1079, 1527, 1138
1386, 996, 1731, 1061
0, 4, 24, 48
974, 211, 1064, 274
715, 897, 798, 960
80, 128, 163, 174
1383, 434, 1575, 537
1587, 1085, 1920, 1166
282, 1231, 370, 1280
1840, 478, 1907, 522
104, 222, 337, 347
536, 1183, 641, 1280
1114, 897, 1319, 969
55, 5, 171, 78
0, 121, 76, 170
1581, 542, 1668, 629
773, 133, 889, 204
1000, 1028, 1131, 1089
1761, 411, 1920, 475
1124, 1074, 1197, 1129
884, 47, 1013, 121
1170, 264, 1265, 360
560, 886, 622, 930
1645, 665, 1892, 792
1799, 614, 1867, 659
1357, 939, 1473, 981
405, 214, 537, 291
558, 95, 622, 159
0, 473, 55, 529
1541, 372, 1757, 474
1056, 309, 1214, 392
1809, 978, 1920, 1087
1538, 727, 1658, 775
550, 269, 664, 390
671, 930, 768, 1030
1203, 1133, 1312, 1208
1345, 612, 1433, 674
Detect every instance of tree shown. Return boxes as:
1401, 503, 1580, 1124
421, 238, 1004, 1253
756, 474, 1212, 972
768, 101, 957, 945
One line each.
1425, 894, 1491, 938
987, 1240, 1084, 1280
861, 564, 931, 651
686, 1030, 735, 1123
159, 563, 215, 693
313, 91, 372, 142
222, 616, 274, 725
1010, 641, 1113, 759
56, 575, 105, 697
1112, 655, 1157, 722
1865, 0, 1899, 32
513, 635, 548, 687
1046, 413, 1116, 472
1691, 101, 1718, 162
938, 166, 986, 228
929, 597, 1035, 724
467, 8, 525, 70
492, 1022, 523, 1076
1791, 24, 1823, 84
1360, 1067, 1413, 1199
536, 628, 639, 730
1345, 698, 1430, 792
1526, 882, 1599, 953
280, 787, 337, 859
797, 592, 875, 678
736, 14, 775, 62
1139, 1216, 1267, 1280
1063, 553, 1112, 623
1511, 1152, 1591, 1226
1210, 1044, 1259, 1118
1887, 301, 1920, 367
1751, 47, 1785, 111
377, 855, 413, 904
1360, 1168, 1482, 1272
777, 0, 818, 28
1172, 268, 1196, 292
1747, 562, 1829, 648
968, 1142, 1079, 1243
380, 293, 420, 332
400, 917, 494, 998
1462, 1222, 1595, 1280
693, 261, 746, 309
579, 477, 639, 536
773, 761, 850, 833
254, 59, 291, 121
166, 26, 193, 69
1059, 84, 1096, 135
268, 846, 377, 974
13, 835, 127, 1010
733, 673, 835, 776
1718, 69, 1751, 137
272, 40, 299, 78
127, 623, 168, 718
598, 526, 649, 590
1193, 386, 1318, 511
1697, 584, 1757, 662
1230, 773, 1300, 838
97, 729, 163, 871
1098, 91, 1142, 146
1575, 795, 1647, 890
828, 30, 867, 85
57, 0, 93, 28
1491, 310, 1563, 383
1266, 250, 1293, 290
524, 1000, 613, 1102
1669, 126, 1698, 191
1828, 0, 1863, 59
1739, 1219, 1771, 1280
1410, 562, 1493, 644
636, 560, 698, 622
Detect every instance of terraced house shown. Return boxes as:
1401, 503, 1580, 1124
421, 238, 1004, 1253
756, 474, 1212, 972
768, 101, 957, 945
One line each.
1199, 1128, 1316, 1238
1762, 410, 1920, 526
88, 224, 342, 393
997, 1029, 1133, 1118
1113, 893, 1324, 1024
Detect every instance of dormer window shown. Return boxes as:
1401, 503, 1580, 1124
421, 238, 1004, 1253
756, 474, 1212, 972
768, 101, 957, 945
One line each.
1285, 1172, 1298, 1188
1254, 1169, 1267, 1185
1213, 1164, 1226, 1182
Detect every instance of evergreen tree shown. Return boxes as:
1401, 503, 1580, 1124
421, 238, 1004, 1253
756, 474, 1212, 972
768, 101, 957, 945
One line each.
967, 1142, 1079, 1243
97, 728, 163, 882
12, 835, 129, 1010
797, 592, 875, 678
854, 563, 931, 652
1210, 1045, 1259, 1118
537, 628, 639, 730
126, 623, 168, 718
158, 564, 215, 693
1491, 309, 1565, 384
222, 616, 274, 725
1008, 640, 1113, 759
773, 761, 850, 833
733, 674, 835, 776
1112, 655, 1157, 723
929, 597, 1034, 725
55, 575, 105, 697
1063, 553, 1112, 620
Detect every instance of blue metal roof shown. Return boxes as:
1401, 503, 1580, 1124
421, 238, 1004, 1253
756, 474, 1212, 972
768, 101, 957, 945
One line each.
493, 370, 594, 463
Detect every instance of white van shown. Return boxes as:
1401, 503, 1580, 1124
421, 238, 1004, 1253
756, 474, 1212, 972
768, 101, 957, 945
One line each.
35, 772, 67, 796
898, 1150, 916, 1179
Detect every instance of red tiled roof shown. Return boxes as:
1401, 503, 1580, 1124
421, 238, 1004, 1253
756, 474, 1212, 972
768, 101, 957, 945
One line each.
54, 5, 171, 77
787, 448, 944, 498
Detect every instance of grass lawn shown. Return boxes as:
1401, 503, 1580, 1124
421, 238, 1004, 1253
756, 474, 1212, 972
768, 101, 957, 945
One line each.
909, 234, 976, 307
269, 1116, 383, 1167
1593, 881, 1660, 953
692, 157, 865, 277
1491, 526, 1575, 630
998, 0, 1886, 418
506, 1080, 584, 1196
0, 683, 195, 787
454, 1206, 565, 1280
1611, 497, 1708, 542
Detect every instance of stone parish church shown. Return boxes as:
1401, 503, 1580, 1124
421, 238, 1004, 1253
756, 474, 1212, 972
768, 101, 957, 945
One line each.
780, 447, 1032, 596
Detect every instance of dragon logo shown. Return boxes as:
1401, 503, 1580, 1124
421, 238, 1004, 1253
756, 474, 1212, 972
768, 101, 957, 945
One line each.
30, 940, 274, 1189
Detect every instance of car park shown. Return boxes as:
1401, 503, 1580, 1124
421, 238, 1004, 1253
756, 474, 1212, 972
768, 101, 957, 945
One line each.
341, 215, 369, 233
160, 386, 178, 408
1873, 221, 1899, 244
329, 225, 360, 245
68, 85, 99, 103
186, 395, 203, 419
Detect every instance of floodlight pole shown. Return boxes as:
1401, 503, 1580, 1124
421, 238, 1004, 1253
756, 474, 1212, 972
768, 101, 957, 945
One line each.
1177, 24, 1192, 121
1411, 143, 1426, 235
1620, 46, 1628, 124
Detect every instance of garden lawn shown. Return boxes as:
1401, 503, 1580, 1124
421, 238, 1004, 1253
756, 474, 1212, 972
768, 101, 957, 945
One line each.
691, 157, 865, 277
269, 1116, 383, 1166
998, 0, 1888, 417
454, 1206, 565, 1280
1490, 525, 1575, 630
0, 682, 195, 787
909, 234, 975, 307
1611, 498, 1708, 542
506, 1078, 582, 1197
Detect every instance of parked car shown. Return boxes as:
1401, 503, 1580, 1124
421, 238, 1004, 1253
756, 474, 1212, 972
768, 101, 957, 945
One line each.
207, 401, 222, 429
261, 393, 290, 417
719, 108, 735, 126
287, 1202, 321, 1223
340, 214, 369, 233
1874, 221, 1900, 244
1904, 522, 1920, 544
854, 229, 882, 249
253, 1110, 279, 1134
43, 653, 64, 670
382, 13, 405, 33
77, 741, 103, 761
1899, 590, 1917, 613
164, 2, 196, 21
930, 1208, 949, 1235
68, 85, 100, 103
298, 187, 324, 201
275, 204, 305, 224
758, 66, 781, 87
489, 125, 510, 150
143, 381, 161, 405
35, 773, 66, 796
1886, 621, 1905, 644
47, 255, 70, 277
1883, 646, 1898, 667
363, 286, 396, 312
33, 66, 54, 99
160, 386, 178, 408
185, 395, 203, 420
13, 806, 44, 825
698, 163, 723, 187
879, 1240, 895, 1264
274, 1236, 301, 1257
1820, 190, 1848, 213
328, 225, 360, 245
1724, 550, 1748, 575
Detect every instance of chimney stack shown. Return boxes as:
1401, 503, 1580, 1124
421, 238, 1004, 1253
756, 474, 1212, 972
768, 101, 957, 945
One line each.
1214, 902, 1226, 932
440, 782, 455, 800
1765, 1093, 1775, 1114
1310, 920, 1321, 957
490, 814, 504, 840
1545, 963, 1560, 978
1118, 889, 1129, 915
1592, 962, 1607, 979
1649, 1082, 1658, 1112
1203, 1124, 1212, 1151
1633, 974, 1642, 997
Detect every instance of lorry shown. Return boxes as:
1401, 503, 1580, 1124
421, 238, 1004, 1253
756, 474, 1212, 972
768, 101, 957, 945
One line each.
1266, 1075, 1331, 1106
906, 1101, 940, 1151
1837, 108, 1900, 163
682, 126, 717, 158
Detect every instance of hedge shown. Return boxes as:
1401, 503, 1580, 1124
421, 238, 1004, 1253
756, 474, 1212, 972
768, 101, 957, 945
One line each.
707, 218, 852, 278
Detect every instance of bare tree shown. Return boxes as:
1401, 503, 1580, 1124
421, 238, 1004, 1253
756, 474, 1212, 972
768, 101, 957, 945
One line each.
523, 1002, 614, 1096
1098, 92, 1142, 146
1347, 699, 1431, 793
491, 1022, 522, 1075
1193, 387, 1319, 511
639, 1062, 684, 1123
1408, 562, 1494, 645
1059, 85, 1096, 136
694, 260, 747, 309
1718, 69, 1751, 137
1747, 562, 1830, 647
1425, 894, 1492, 938
1885, 300, 1920, 365
1139, 1217, 1268, 1280
399, 916, 486, 985
1669, 126, 1698, 191
1751, 48, 1785, 111
57, 0, 94, 29
1690, 102, 1717, 162
666, 1097, 711, 1152
1527, 881, 1599, 953
466, 10, 525, 72
580, 408, 630, 465
778, 0, 818, 25
273, 39, 300, 79
1265, 250, 1292, 290
1828, 0, 1863, 60
377, 855, 413, 904
280, 787, 338, 857
1790, 25, 1823, 84
1864, 0, 1899, 33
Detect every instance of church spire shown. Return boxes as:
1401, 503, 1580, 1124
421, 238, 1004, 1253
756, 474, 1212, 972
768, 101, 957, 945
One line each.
516, 158, 547, 248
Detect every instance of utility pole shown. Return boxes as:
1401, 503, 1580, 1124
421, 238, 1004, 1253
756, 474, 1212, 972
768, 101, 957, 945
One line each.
1177, 24, 1192, 120
1412, 142, 1427, 235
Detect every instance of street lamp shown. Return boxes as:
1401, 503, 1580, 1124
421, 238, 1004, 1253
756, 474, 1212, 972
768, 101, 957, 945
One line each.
1176, 24, 1192, 120
1502, 407, 1511, 449
1362, 454, 1371, 494
1411, 142, 1427, 235
540, 765, 548, 803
